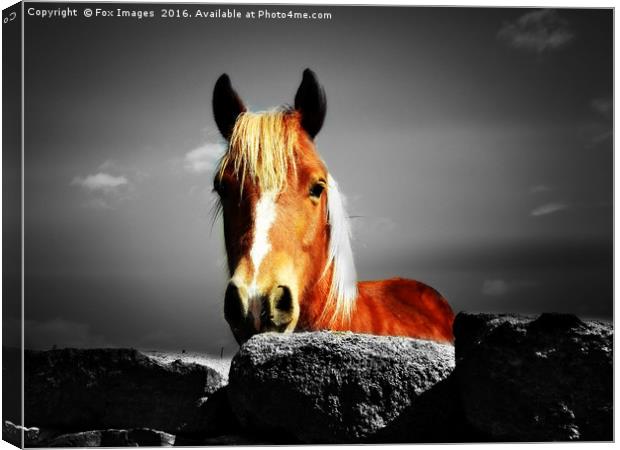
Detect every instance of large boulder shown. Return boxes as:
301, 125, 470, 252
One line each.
227, 331, 456, 443
24, 348, 225, 434
198, 386, 241, 436
454, 312, 613, 441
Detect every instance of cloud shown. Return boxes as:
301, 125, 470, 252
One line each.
498, 9, 575, 53
98, 160, 150, 182
482, 279, 539, 296
590, 98, 612, 117
530, 202, 568, 216
71, 172, 128, 192
82, 198, 114, 210
71, 164, 141, 209
184, 143, 226, 174
589, 130, 613, 145
529, 184, 552, 194
98, 159, 121, 171
579, 122, 612, 149
575, 97, 613, 149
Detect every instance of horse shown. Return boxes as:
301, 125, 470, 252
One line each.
211, 69, 455, 345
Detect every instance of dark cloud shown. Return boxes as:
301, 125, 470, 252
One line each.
590, 97, 612, 117
498, 9, 575, 53
481, 279, 539, 297
529, 184, 552, 194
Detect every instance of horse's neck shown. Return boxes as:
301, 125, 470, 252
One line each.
298, 266, 356, 330
297, 271, 330, 329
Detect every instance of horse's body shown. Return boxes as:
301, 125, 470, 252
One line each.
299, 276, 454, 342
212, 69, 455, 345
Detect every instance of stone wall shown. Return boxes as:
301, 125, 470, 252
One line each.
2, 312, 613, 446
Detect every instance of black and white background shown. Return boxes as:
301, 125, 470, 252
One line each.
5, 3, 613, 355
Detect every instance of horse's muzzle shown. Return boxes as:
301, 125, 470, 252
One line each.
224, 282, 296, 344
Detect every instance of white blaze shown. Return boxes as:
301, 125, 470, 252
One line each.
248, 191, 277, 330
250, 190, 277, 283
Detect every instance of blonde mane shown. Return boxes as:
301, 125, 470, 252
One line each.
217, 110, 358, 327
322, 174, 358, 327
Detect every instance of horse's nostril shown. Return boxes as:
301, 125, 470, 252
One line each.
262, 285, 295, 332
276, 285, 293, 312
224, 282, 244, 324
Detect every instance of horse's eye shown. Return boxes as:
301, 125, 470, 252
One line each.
213, 179, 227, 198
309, 182, 325, 199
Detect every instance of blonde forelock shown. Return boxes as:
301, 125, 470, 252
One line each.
217, 109, 300, 193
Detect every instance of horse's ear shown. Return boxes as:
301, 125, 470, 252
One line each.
213, 74, 246, 140
294, 68, 326, 139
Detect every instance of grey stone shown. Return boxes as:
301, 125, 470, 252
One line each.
3, 420, 41, 447
47, 428, 175, 447
24, 348, 225, 434
48, 430, 105, 447
199, 434, 275, 446
198, 386, 241, 436
454, 312, 613, 441
227, 331, 455, 443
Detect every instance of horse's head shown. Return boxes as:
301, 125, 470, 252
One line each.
212, 69, 356, 344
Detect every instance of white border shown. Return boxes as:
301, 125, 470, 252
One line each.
0, 1, 615, 450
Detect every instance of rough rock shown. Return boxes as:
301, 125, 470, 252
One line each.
3, 420, 41, 447
143, 350, 232, 383
24, 348, 225, 434
366, 371, 489, 443
227, 331, 455, 443
198, 386, 241, 436
199, 434, 275, 446
47, 428, 175, 447
454, 312, 613, 441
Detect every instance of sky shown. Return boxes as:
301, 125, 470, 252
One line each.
11, 4, 613, 354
